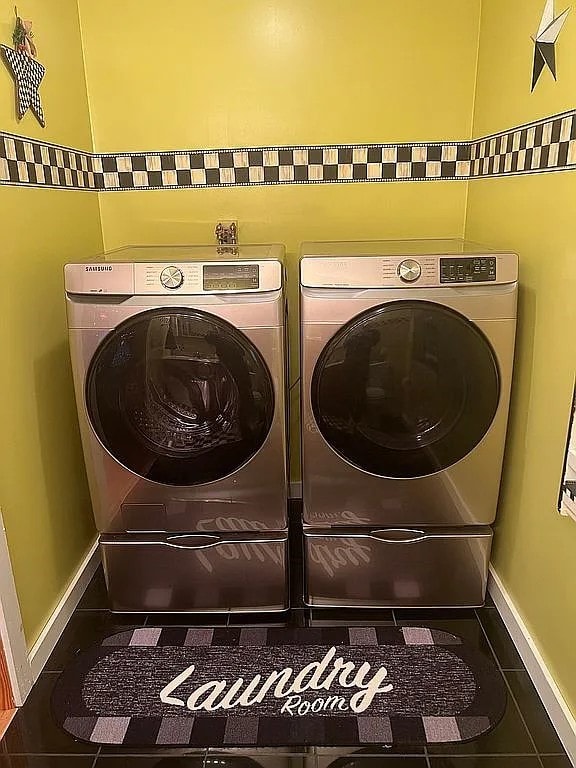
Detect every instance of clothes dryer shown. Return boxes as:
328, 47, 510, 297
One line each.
300, 240, 517, 607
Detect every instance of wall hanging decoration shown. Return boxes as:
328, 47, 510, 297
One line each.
531, 0, 570, 91
0, 6, 45, 126
559, 381, 576, 520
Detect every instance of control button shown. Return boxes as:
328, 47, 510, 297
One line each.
398, 259, 422, 283
160, 266, 184, 289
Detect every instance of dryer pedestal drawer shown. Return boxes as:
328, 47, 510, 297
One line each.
100, 533, 289, 613
303, 527, 492, 608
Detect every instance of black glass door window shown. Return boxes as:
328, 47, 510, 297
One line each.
312, 301, 500, 478
86, 308, 274, 486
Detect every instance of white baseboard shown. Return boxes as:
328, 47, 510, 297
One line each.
29, 539, 100, 682
289, 481, 302, 499
488, 566, 576, 766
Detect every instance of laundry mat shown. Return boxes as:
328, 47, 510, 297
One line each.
52, 626, 506, 748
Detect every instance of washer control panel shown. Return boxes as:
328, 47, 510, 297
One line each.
440, 257, 496, 283
134, 262, 274, 294
64, 260, 281, 295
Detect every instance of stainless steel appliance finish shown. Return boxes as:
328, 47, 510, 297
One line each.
300, 239, 518, 608
66, 244, 288, 612
304, 527, 492, 608
101, 532, 289, 613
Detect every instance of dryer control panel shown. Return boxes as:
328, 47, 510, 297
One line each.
300, 252, 518, 288
440, 257, 496, 283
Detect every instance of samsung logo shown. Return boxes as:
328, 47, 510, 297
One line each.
85, 265, 113, 272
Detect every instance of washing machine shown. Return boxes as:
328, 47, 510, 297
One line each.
300, 239, 518, 608
65, 244, 288, 613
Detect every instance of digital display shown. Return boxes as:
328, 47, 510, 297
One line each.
203, 264, 259, 291
440, 257, 496, 283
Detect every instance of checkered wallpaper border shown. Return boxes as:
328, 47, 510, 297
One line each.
0, 134, 95, 189
562, 481, 575, 504
1, 109, 575, 191
470, 110, 576, 178
560, 480, 576, 523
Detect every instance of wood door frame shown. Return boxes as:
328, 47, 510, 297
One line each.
0, 638, 14, 709
0, 509, 33, 706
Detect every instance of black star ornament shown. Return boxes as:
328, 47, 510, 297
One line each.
1, 43, 45, 126
531, 0, 570, 91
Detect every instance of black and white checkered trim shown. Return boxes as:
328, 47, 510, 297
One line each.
562, 481, 576, 503
471, 111, 576, 177
2, 109, 575, 191
560, 480, 576, 522
0, 135, 470, 190
89, 144, 472, 190
0, 133, 95, 189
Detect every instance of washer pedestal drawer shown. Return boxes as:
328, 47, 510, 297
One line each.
303, 527, 492, 608
100, 532, 289, 613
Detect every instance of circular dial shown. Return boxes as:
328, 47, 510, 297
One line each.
160, 266, 184, 290
398, 259, 422, 283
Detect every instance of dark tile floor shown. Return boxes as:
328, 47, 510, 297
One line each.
0, 515, 571, 767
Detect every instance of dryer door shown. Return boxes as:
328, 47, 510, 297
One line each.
86, 308, 274, 486
311, 300, 500, 479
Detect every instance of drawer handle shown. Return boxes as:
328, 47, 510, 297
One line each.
370, 529, 427, 544
103, 536, 287, 550
165, 535, 221, 549
164, 535, 287, 549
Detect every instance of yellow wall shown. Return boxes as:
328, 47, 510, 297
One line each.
79, 0, 480, 151
0, 1, 103, 645
78, 0, 481, 479
472, 0, 576, 137
466, 0, 576, 715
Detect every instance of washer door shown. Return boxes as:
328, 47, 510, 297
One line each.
86, 308, 274, 486
311, 300, 500, 478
